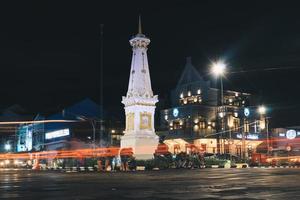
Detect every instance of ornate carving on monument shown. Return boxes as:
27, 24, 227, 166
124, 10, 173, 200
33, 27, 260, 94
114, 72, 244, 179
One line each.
140, 112, 152, 130
126, 113, 134, 131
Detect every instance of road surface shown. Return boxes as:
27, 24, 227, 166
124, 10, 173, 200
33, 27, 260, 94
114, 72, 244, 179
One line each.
0, 168, 299, 199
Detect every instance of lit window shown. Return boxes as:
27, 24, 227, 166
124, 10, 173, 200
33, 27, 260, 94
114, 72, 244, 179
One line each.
234, 112, 238, 118
183, 99, 187, 104
197, 89, 201, 94
200, 121, 206, 129
229, 98, 233, 103
193, 125, 199, 132
193, 97, 197, 102
194, 118, 199, 124
235, 92, 239, 97
219, 112, 224, 118
179, 120, 183, 126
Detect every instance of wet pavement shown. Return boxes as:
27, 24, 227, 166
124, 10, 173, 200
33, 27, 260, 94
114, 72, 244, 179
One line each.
0, 168, 299, 200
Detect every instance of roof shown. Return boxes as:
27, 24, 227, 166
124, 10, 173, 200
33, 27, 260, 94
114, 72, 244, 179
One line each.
176, 57, 205, 87
48, 98, 104, 120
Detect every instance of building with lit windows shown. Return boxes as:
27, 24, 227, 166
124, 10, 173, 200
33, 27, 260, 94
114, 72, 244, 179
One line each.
159, 57, 267, 158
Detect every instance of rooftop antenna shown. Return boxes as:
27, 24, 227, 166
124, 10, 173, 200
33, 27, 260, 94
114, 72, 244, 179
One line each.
138, 15, 142, 34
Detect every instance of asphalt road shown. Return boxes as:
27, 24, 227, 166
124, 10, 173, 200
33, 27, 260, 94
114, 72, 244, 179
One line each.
0, 168, 299, 200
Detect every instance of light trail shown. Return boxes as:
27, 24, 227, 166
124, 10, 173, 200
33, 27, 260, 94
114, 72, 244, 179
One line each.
0, 147, 134, 160
229, 66, 300, 74
0, 119, 78, 125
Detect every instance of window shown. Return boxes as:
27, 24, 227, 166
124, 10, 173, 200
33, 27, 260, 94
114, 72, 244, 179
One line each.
199, 121, 206, 129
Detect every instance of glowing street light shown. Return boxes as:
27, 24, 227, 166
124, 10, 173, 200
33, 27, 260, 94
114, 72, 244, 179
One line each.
211, 60, 226, 77
258, 106, 266, 115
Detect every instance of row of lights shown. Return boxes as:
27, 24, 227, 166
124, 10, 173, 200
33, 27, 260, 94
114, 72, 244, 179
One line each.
180, 89, 201, 99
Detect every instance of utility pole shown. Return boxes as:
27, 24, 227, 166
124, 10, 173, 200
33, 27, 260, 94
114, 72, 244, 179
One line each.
99, 24, 104, 147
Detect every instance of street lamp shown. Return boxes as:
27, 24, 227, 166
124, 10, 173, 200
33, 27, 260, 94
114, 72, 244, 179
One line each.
258, 105, 269, 154
211, 60, 226, 105
62, 110, 97, 152
211, 60, 227, 154
258, 106, 266, 115
76, 116, 96, 151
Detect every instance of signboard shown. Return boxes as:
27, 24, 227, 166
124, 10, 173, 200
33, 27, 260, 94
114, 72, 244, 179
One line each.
236, 133, 258, 140
45, 129, 70, 140
244, 108, 250, 117
173, 108, 179, 117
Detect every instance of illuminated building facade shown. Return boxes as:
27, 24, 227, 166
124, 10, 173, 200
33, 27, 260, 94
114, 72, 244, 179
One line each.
15, 99, 116, 152
121, 18, 159, 159
160, 57, 266, 158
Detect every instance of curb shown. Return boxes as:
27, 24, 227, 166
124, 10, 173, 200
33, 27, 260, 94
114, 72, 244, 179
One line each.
250, 166, 300, 169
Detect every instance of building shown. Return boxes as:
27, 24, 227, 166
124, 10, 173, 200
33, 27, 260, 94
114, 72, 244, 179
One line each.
120, 17, 159, 159
0, 105, 33, 153
16, 98, 123, 153
160, 57, 267, 158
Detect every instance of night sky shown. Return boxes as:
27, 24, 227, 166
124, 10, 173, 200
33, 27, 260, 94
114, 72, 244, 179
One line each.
0, 1, 299, 127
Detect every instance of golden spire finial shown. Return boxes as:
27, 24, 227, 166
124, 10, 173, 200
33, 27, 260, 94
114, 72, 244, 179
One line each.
138, 15, 142, 34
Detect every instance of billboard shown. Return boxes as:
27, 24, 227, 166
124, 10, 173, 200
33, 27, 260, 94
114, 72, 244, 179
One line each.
45, 129, 70, 140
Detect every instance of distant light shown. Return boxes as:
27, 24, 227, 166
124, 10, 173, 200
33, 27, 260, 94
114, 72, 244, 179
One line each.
180, 93, 183, 98
244, 108, 250, 117
197, 89, 201, 94
286, 130, 297, 140
258, 106, 266, 115
234, 112, 238, 118
211, 60, 226, 76
111, 130, 116, 134
187, 91, 191, 96
4, 144, 11, 151
164, 115, 168, 120
219, 112, 224, 118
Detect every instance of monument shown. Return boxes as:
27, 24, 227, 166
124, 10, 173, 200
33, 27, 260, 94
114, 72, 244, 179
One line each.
121, 17, 159, 160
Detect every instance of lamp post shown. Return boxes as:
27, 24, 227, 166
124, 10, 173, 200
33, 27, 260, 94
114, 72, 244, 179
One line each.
211, 60, 226, 154
62, 110, 97, 152
258, 106, 269, 154
76, 116, 96, 152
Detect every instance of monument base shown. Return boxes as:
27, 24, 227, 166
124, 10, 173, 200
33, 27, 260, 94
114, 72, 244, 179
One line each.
121, 132, 159, 160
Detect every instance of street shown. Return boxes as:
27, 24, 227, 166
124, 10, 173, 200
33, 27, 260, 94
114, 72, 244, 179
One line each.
0, 168, 299, 200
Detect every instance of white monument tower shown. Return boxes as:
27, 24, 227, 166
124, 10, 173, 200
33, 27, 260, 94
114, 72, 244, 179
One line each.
121, 17, 159, 160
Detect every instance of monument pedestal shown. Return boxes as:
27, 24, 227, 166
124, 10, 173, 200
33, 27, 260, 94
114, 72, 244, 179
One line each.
121, 132, 158, 160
